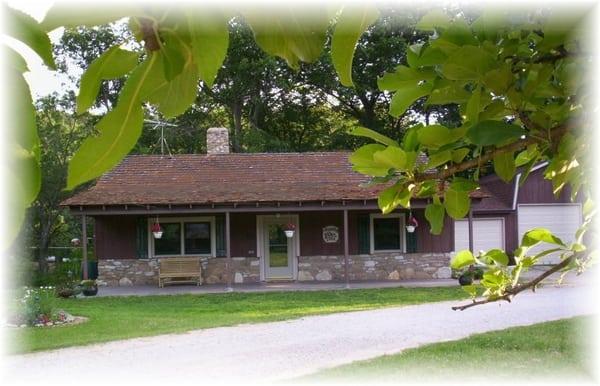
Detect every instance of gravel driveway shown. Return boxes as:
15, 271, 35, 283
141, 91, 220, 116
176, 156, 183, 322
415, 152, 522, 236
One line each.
4, 285, 595, 385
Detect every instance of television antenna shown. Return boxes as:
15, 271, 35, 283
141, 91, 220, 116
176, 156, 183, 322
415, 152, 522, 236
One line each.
145, 119, 177, 158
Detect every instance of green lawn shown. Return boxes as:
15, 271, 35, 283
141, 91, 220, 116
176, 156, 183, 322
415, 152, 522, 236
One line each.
10, 286, 467, 354
305, 316, 595, 383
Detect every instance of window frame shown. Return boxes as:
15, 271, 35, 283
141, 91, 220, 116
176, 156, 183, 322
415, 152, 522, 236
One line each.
369, 213, 406, 254
148, 216, 216, 258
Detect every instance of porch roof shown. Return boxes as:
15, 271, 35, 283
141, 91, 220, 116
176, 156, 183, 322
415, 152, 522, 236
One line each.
62, 152, 490, 211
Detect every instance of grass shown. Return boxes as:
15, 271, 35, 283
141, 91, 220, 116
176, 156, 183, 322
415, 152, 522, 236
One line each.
10, 286, 467, 354
304, 316, 596, 383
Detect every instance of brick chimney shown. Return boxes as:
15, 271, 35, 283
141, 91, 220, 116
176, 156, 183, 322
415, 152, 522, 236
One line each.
206, 127, 230, 154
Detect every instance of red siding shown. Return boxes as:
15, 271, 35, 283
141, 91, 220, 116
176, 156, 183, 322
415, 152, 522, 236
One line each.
231, 213, 257, 257
299, 211, 344, 256
517, 168, 576, 204
414, 210, 454, 253
94, 215, 137, 259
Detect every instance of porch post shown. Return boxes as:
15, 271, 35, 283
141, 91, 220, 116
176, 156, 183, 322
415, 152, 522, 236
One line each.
468, 208, 474, 253
82, 214, 88, 280
343, 209, 349, 289
225, 211, 233, 292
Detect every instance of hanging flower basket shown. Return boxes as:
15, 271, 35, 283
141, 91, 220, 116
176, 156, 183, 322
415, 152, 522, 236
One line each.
406, 216, 419, 233
151, 222, 163, 239
284, 223, 296, 238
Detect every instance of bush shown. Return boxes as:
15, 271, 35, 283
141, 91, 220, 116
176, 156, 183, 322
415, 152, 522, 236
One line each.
12, 287, 57, 326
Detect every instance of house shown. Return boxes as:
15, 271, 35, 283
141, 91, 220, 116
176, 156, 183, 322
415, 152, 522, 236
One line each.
62, 128, 583, 286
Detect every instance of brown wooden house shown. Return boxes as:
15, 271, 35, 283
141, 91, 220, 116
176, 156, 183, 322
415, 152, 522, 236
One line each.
62, 128, 582, 286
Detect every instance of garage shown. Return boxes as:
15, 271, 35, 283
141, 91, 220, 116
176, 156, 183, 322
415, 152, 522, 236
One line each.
454, 218, 505, 254
517, 204, 582, 263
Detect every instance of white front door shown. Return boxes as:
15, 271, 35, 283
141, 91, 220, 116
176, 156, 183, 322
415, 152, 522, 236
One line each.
454, 218, 505, 253
262, 217, 296, 280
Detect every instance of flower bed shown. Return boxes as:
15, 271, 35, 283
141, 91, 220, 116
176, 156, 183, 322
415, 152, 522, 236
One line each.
5, 286, 86, 328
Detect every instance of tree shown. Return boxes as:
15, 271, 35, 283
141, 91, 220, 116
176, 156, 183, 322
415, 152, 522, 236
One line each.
27, 94, 96, 272
2, 3, 594, 308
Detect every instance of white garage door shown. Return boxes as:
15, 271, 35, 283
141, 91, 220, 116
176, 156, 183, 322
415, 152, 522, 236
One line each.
518, 204, 582, 263
454, 218, 505, 253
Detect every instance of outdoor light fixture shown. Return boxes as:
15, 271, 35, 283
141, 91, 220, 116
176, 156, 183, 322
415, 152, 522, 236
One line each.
151, 217, 163, 239
406, 214, 418, 233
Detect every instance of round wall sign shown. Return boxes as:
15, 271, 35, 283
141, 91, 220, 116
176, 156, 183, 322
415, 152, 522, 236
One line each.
322, 225, 340, 243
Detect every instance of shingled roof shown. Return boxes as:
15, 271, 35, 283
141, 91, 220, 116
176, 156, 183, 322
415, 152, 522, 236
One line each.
63, 152, 489, 207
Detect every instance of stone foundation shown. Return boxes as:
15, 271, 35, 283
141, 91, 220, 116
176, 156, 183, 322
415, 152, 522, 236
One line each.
297, 253, 453, 282
98, 257, 260, 286
98, 253, 452, 286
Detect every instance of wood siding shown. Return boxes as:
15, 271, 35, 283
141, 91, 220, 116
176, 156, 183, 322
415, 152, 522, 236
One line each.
230, 213, 257, 257
299, 211, 344, 256
95, 215, 138, 259
517, 168, 576, 204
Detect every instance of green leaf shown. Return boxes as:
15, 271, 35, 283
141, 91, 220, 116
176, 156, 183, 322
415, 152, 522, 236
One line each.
427, 150, 451, 169
451, 250, 475, 270
450, 178, 479, 192
425, 203, 445, 235
3, 5, 56, 69
188, 10, 230, 87
484, 249, 509, 266
244, 7, 329, 68
493, 151, 516, 182
452, 148, 470, 163
67, 55, 159, 190
11, 70, 41, 207
348, 127, 399, 147
378, 66, 435, 90
5, 46, 29, 72
350, 144, 389, 177
483, 65, 513, 94
466, 120, 525, 146
444, 188, 470, 219
373, 146, 407, 170
161, 31, 188, 81
416, 9, 451, 31
77, 46, 140, 114
465, 86, 481, 124
462, 284, 478, 297
139, 50, 199, 118
427, 80, 470, 105
378, 184, 412, 214
41, 4, 142, 31
331, 4, 379, 87
442, 45, 496, 81
417, 124, 453, 149
389, 83, 433, 117
521, 228, 565, 248
407, 44, 447, 68
402, 125, 420, 152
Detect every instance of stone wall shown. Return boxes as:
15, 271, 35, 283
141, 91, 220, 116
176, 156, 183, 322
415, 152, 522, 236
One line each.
297, 253, 453, 282
98, 257, 260, 286
98, 253, 451, 286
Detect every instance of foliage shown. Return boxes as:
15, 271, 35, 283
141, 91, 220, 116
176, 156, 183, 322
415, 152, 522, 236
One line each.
13, 287, 57, 326
13, 286, 467, 353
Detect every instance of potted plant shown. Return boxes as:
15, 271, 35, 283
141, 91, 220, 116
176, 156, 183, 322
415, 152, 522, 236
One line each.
151, 222, 163, 239
283, 223, 295, 238
406, 216, 419, 233
80, 280, 98, 297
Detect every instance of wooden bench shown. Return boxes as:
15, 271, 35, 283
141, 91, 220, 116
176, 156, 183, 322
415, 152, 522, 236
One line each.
158, 257, 202, 288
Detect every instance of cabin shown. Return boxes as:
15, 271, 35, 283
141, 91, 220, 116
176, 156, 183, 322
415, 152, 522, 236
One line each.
62, 128, 583, 286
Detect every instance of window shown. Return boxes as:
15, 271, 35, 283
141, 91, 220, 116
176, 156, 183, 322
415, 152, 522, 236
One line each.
184, 222, 211, 254
151, 217, 215, 257
370, 214, 405, 253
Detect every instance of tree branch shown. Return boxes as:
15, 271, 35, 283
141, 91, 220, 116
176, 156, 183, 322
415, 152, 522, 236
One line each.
414, 122, 572, 183
451, 254, 576, 311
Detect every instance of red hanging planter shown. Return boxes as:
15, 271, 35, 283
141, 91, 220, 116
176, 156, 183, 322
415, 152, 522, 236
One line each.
406, 215, 419, 233
283, 222, 296, 238
151, 222, 163, 239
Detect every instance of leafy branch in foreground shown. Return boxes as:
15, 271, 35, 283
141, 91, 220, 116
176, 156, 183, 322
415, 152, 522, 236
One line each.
347, 9, 594, 309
